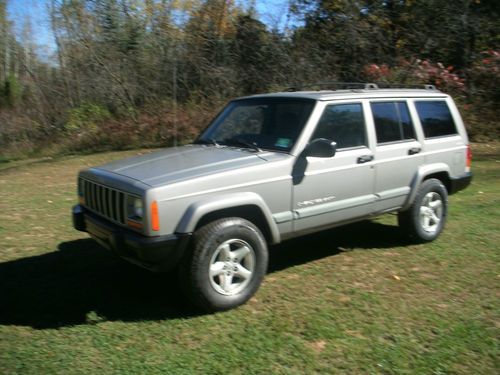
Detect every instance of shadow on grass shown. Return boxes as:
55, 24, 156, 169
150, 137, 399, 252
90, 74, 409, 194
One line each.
0, 239, 199, 329
269, 219, 411, 273
0, 220, 410, 329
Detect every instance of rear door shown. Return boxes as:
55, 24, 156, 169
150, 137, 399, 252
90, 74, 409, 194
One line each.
369, 100, 424, 213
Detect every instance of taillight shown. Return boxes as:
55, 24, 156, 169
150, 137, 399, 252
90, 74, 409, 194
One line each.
466, 144, 472, 172
151, 201, 160, 231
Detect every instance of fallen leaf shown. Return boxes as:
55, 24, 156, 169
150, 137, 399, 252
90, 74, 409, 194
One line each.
338, 295, 352, 303
308, 340, 327, 353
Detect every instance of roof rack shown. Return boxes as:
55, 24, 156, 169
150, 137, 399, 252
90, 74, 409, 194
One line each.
285, 82, 378, 91
284, 82, 437, 92
374, 83, 437, 90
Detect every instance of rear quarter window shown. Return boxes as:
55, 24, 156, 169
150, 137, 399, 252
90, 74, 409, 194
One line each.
415, 101, 458, 138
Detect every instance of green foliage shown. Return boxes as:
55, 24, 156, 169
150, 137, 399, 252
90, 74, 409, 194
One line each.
65, 102, 112, 133
1, 74, 22, 107
234, 15, 287, 94
469, 50, 500, 105
462, 50, 500, 141
0, 0, 498, 156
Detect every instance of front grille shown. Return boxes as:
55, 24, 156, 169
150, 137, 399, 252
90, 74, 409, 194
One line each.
81, 179, 126, 225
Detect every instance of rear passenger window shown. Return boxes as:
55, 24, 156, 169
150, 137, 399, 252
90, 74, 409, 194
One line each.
371, 102, 415, 144
415, 101, 457, 138
312, 103, 366, 149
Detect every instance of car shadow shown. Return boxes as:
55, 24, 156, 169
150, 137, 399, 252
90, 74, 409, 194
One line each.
0, 239, 199, 329
268, 219, 412, 273
0, 220, 410, 329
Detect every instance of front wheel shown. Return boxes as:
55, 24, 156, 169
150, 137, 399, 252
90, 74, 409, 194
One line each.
398, 178, 448, 242
179, 217, 268, 312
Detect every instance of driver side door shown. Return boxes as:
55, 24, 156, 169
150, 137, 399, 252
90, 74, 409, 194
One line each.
292, 102, 376, 233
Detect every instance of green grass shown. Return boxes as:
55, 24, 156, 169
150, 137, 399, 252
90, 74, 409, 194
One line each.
0, 145, 499, 374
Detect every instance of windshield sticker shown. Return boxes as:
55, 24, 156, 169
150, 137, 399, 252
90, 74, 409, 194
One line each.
275, 138, 291, 148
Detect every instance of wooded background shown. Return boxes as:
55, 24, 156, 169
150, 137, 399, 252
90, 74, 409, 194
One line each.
0, 0, 498, 159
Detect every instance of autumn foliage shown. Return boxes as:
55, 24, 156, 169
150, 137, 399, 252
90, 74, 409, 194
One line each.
0, 0, 498, 159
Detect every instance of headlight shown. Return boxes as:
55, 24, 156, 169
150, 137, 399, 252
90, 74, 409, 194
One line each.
134, 199, 143, 218
127, 196, 143, 220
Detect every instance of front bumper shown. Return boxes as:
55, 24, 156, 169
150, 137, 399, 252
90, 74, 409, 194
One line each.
72, 205, 190, 272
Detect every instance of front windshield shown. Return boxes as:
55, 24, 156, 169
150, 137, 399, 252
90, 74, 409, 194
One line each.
196, 98, 316, 152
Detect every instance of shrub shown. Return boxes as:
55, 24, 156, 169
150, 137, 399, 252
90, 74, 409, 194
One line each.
363, 58, 500, 141
65, 103, 112, 134
0, 75, 23, 108
363, 59, 465, 96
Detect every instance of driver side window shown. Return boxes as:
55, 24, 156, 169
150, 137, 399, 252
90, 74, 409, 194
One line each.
311, 103, 367, 149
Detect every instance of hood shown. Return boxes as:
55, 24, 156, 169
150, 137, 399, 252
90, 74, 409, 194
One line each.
94, 145, 274, 187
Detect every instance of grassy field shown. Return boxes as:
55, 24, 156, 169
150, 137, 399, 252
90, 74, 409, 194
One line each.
0, 144, 498, 374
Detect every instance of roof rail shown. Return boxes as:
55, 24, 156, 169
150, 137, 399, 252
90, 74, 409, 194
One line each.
285, 82, 438, 92
285, 82, 379, 91
375, 83, 437, 90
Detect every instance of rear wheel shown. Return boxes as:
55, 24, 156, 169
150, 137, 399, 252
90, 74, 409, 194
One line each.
398, 178, 448, 242
179, 217, 268, 312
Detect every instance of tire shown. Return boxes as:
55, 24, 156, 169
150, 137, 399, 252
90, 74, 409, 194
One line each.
398, 178, 448, 242
179, 217, 268, 312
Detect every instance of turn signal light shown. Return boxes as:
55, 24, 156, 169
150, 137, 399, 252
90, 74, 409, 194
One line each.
151, 201, 160, 231
127, 220, 143, 230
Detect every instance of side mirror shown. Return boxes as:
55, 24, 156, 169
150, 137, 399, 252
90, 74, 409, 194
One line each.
303, 138, 337, 158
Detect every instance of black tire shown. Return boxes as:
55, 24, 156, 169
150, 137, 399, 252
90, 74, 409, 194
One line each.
179, 217, 268, 312
398, 178, 448, 242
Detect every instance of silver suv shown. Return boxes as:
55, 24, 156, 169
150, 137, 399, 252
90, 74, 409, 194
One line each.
73, 84, 472, 311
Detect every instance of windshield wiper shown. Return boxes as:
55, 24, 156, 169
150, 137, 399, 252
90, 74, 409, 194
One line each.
225, 138, 262, 152
195, 138, 219, 146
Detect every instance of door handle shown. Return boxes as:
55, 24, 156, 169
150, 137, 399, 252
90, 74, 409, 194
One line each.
357, 155, 374, 164
408, 147, 421, 155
